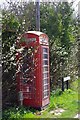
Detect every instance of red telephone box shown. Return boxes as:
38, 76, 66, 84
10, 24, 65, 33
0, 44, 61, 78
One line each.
16, 31, 50, 109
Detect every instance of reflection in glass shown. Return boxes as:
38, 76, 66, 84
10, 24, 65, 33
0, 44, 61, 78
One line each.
43, 48, 48, 53
43, 54, 48, 59
43, 60, 48, 65
43, 66, 48, 72
43, 73, 48, 79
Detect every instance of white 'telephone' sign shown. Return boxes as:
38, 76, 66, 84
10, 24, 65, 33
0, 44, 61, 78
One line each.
64, 76, 70, 82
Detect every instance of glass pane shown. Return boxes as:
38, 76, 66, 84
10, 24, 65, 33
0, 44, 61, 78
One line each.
43, 85, 48, 91
44, 79, 48, 84
43, 73, 48, 79
43, 48, 48, 53
43, 54, 48, 59
43, 60, 48, 65
43, 91, 49, 98
43, 66, 48, 72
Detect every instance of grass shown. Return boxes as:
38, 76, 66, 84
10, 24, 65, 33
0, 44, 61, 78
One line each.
54, 90, 78, 118
2, 79, 79, 119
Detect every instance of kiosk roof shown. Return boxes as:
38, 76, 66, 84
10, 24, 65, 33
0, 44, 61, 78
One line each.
26, 31, 45, 36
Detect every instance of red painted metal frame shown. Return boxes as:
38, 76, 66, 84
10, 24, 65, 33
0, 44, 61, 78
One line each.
16, 31, 50, 109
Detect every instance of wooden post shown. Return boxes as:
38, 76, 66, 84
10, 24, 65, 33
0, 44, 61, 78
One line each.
36, 0, 40, 31
63, 76, 70, 90
62, 77, 64, 91
66, 80, 68, 90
